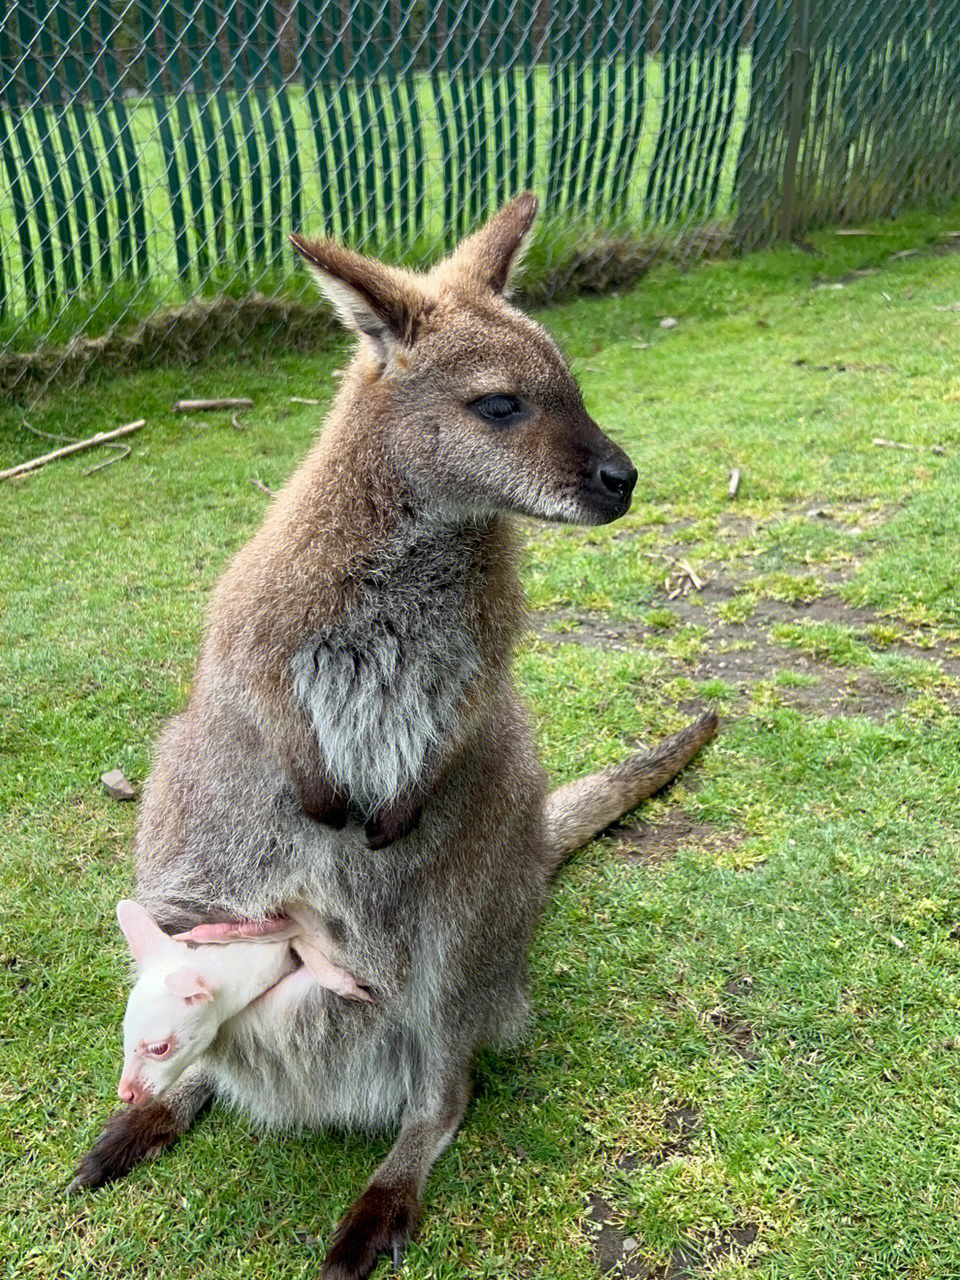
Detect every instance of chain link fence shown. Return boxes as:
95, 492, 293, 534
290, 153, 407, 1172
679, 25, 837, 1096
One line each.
1, 0, 959, 399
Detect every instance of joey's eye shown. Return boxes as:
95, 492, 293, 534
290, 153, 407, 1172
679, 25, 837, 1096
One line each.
146, 1042, 171, 1058
471, 394, 524, 425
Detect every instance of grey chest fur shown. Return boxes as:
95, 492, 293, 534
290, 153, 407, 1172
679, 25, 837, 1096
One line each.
291, 528, 482, 809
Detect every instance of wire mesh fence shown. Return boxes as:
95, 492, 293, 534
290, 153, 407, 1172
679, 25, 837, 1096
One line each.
1, 0, 960, 398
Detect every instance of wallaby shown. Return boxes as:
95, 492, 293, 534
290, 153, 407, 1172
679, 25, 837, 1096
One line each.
116, 900, 372, 1106
71, 192, 718, 1280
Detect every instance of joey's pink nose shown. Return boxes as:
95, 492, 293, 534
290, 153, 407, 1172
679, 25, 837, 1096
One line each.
118, 1077, 147, 1105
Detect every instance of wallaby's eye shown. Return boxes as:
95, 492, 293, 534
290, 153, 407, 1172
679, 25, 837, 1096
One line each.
146, 1042, 171, 1058
471, 394, 524, 425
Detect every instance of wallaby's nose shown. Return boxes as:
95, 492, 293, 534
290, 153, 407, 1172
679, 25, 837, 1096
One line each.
118, 1077, 145, 1105
597, 461, 638, 503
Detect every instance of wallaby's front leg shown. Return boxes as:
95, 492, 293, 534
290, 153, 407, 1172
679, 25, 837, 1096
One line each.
321, 1071, 471, 1279
363, 741, 460, 848
365, 683, 484, 848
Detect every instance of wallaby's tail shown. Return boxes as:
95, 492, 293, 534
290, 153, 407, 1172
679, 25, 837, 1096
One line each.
543, 711, 719, 873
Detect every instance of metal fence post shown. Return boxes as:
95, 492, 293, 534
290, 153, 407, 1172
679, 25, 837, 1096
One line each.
779, 0, 812, 241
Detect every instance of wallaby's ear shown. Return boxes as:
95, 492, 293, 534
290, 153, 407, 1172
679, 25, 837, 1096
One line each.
289, 234, 427, 353
440, 191, 539, 295
117, 900, 174, 965
164, 967, 213, 1005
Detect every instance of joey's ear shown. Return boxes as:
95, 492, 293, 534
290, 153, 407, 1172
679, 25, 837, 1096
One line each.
164, 967, 213, 1005
117, 900, 175, 965
438, 191, 539, 295
289, 234, 427, 352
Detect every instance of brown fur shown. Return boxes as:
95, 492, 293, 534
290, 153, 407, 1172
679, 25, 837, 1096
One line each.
544, 711, 720, 870
322, 1182, 421, 1279
73, 196, 716, 1279
70, 1064, 212, 1192
68, 1100, 184, 1190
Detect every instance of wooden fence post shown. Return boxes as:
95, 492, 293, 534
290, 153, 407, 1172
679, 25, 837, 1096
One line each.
779, 0, 812, 241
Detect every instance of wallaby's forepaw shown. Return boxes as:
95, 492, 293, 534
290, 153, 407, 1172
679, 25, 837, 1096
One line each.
364, 798, 423, 849
321, 1181, 420, 1280
68, 1100, 181, 1191
288, 755, 350, 828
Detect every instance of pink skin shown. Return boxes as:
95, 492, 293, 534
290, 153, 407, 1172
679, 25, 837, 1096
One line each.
173, 917, 374, 1003
118, 1065, 150, 1104
174, 917, 294, 943
114, 906, 374, 1107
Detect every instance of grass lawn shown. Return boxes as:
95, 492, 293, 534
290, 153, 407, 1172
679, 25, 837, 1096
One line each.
3, 201, 960, 1278
0, 55, 751, 350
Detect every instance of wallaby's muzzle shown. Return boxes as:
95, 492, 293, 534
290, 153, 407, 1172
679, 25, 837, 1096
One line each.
564, 414, 638, 524
584, 449, 638, 522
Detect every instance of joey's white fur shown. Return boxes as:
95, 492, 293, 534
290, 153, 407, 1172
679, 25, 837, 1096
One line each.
116, 901, 368, 1104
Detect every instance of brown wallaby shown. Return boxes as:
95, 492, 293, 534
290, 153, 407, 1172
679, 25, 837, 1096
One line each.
71, 193, 718, 1279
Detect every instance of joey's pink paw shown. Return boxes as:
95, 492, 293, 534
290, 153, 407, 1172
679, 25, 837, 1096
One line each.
335, 974, 375, 1004
294, 941, 375, 1003
174, 917, 293, 943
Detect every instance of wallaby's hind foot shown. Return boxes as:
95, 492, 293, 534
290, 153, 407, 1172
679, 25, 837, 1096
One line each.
69, 1065, 212, 1191
321, 1181, 421, 1280
544, 711, 720, 872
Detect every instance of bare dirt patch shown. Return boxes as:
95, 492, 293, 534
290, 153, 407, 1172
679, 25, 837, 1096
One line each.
708, 1007, 759, 1062
615, 1105, 703, 1176
611, 813, 744, 866
587, 1193, 642, 1276
537, 572, 960, 723
587, 1188, 758, 1278
649, 1106, 703, 1165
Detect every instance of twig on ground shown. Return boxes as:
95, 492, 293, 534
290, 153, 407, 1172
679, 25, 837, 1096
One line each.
173, 398, 253, 413
0, 420, 146, 483
873, 437, 945, 455
231, 413, 247, 431
728, 468, 741, 499
249, 477, 276, 496
677, 559, 705, 591
83, 444, 131, 476
289, 396, 321, 405
656, 553, 709, 599
22, 419, 77, 445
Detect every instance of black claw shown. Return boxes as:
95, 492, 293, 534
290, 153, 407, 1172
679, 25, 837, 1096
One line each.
392, 1241, 405, 1269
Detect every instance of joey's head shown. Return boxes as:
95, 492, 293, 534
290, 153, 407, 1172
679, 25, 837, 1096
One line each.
290, 193, 637, 525
116, 901, 219, 1104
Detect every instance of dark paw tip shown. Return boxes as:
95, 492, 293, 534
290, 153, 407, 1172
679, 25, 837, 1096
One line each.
321, 1182, 420, 1280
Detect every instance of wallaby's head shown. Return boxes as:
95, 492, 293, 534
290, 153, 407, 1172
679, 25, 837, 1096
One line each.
116, 900, 221, 1104
290, 193, 637, 525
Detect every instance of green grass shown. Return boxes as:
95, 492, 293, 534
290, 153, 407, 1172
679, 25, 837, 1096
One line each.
4, 202, 960, 1278
0, 56, 752, 351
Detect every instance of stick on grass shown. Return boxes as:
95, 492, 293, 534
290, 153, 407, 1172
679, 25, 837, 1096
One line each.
872, 437, 945, 455
173, 399, 254, 413
0, 420, 146, 483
